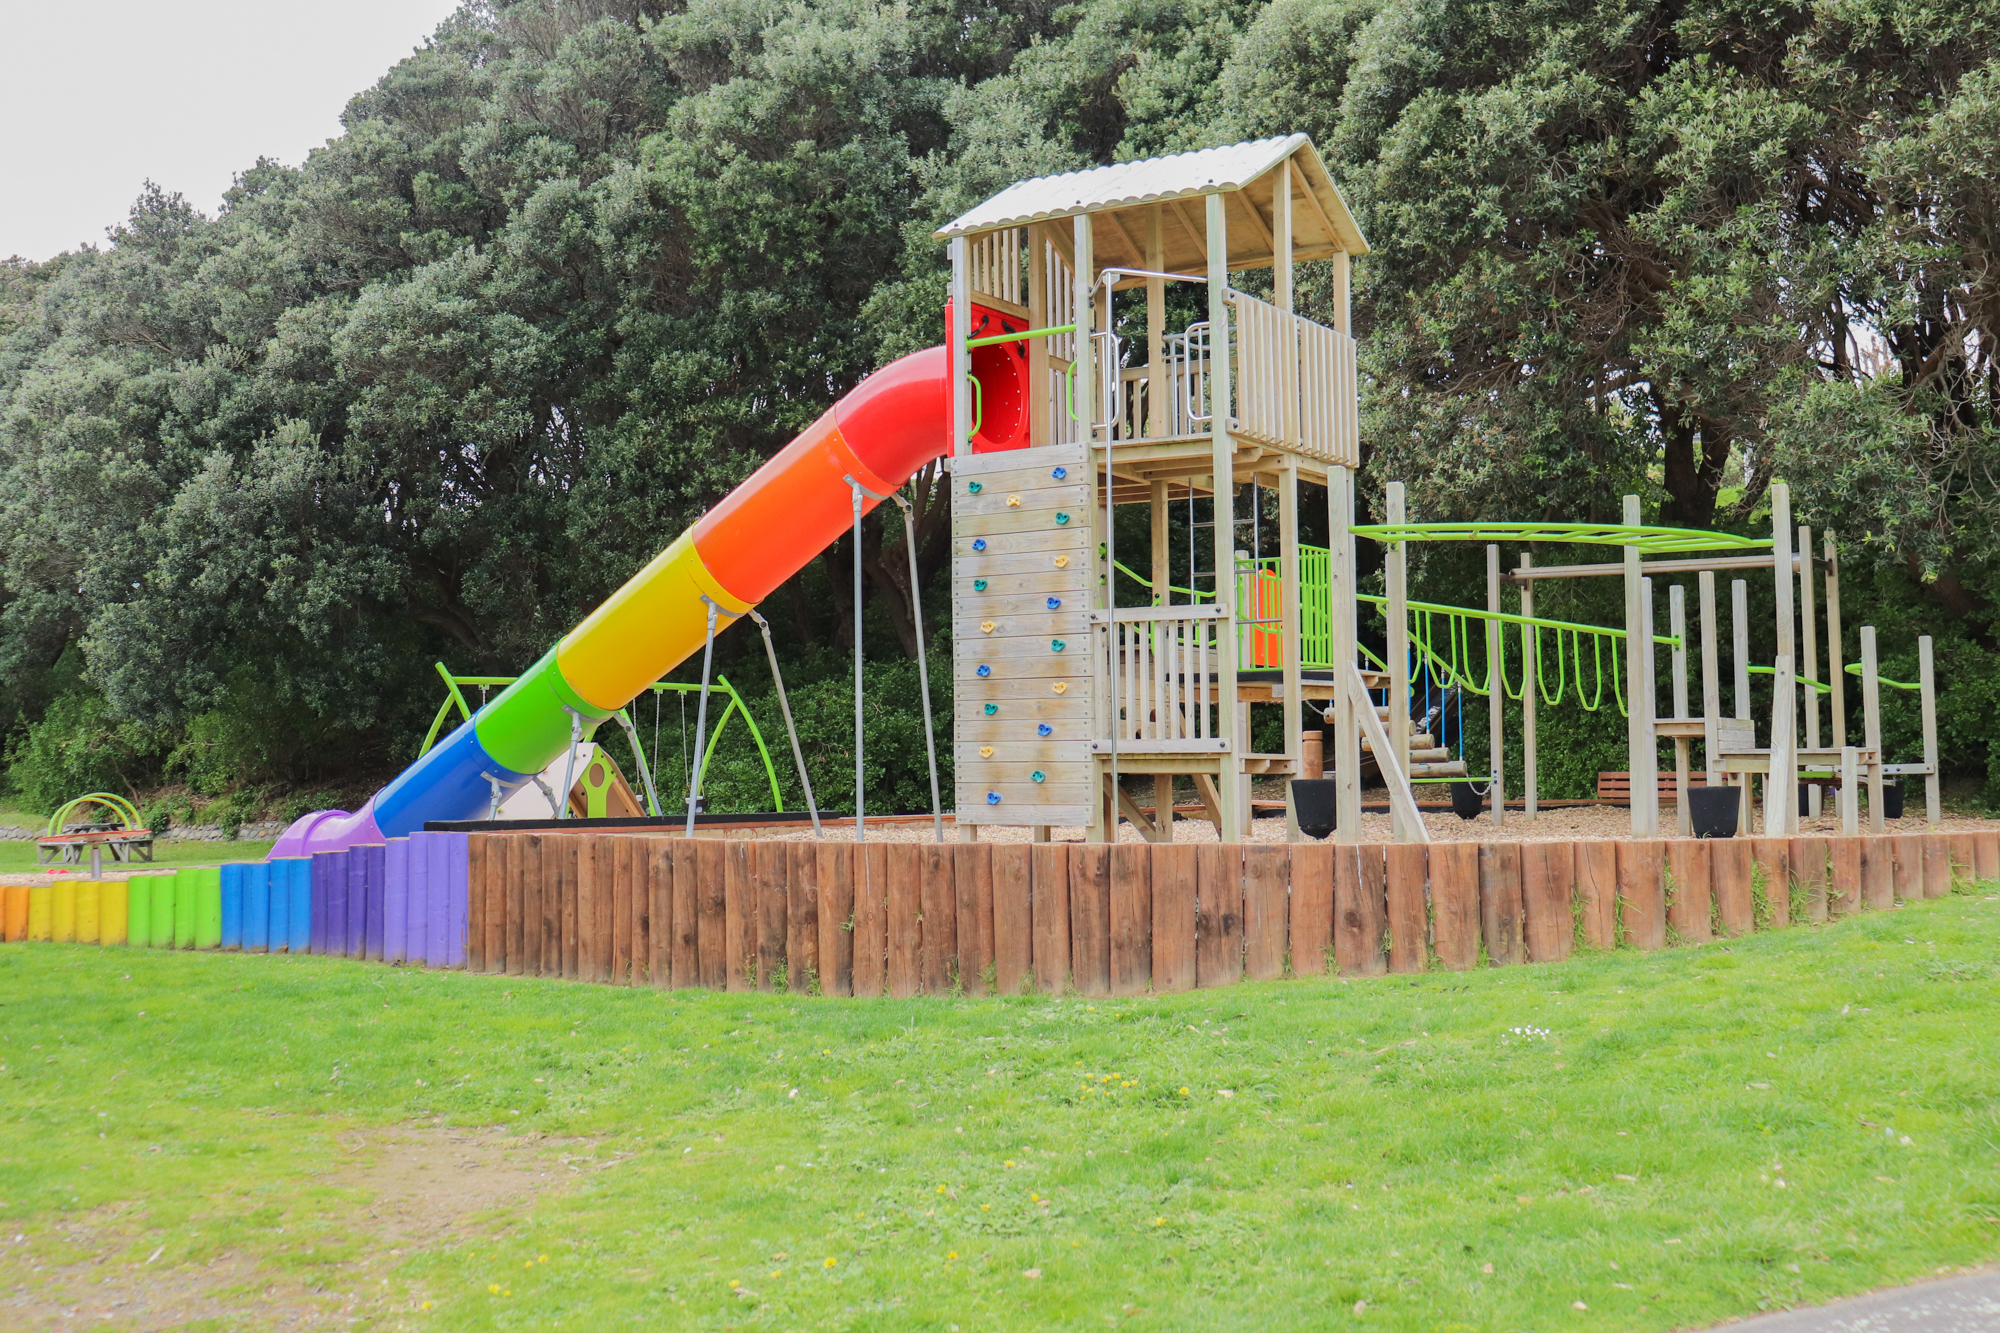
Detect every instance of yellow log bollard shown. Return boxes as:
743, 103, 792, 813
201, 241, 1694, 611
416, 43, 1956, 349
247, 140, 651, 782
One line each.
52, 880, 77, 943
76, 881, 100, 945
27, 884, 52, 942
101, 879, 128, 946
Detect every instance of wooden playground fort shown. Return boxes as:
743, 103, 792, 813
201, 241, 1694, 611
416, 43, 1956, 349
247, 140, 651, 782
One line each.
934, 135, 1941, 848
10, 135, 1972, 993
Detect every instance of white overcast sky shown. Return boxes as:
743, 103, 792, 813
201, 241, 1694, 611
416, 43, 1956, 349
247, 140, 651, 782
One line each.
1, 0, 466, 261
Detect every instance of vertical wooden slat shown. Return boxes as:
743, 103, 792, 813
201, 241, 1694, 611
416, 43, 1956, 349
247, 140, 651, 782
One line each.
680, 841, 710, 988
648, 839, 673, 989
1030, 843, 1071, 995
1478, 842, 1526, 965
1069, 845, 1112, 997
1778, 836, 1819, 924
1710, 840, 1755, 936
1573, 840, 1619, 951
1521, 841, 1572, 964
1429, 842, 1480, 970
506, 833, 528, 977
1617, 840, 1667, 951
853, 843, 889, 999
561, 836, 583, 979
1108, 843, 1152, 996
920, 844, 958, 994
815, 843, 855, 998
1860, 835, 1895, 911
465, 835, 488, 974
1242, 846, 1289, 981
1149, 843, 1197, 993
1332, 844, 1388, 975
1195, 844, 1242, 988
723, 841, 753, 991
550, 836, 577, 978
1828, 836, 1862, 916
1288, 842, 1334, 976
1385, 843, 1429, 973
957, 844, 994, 996
885, 844, 923, 998
580, 835, 611, 983
1972, 830, 1999, 884
1922, 833, 1952, 900
611, 837, 634, 985
990, 844, 1033, 995
757, 841, 788, 990
486, 835, 512, 973
1666, 840, 1712, 944
1892, 834, 1923, 903
788, 842, 820, 992
1947, 832, 1977, 889
519, 834, 543, 977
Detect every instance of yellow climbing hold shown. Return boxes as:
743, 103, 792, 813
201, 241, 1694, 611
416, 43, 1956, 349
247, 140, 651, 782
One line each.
1006, 494, 1022, 507
1052, 682, 1068, 695
981, 620, 996, 634
979, 746, 994, 759
1054, 555, 1070, 568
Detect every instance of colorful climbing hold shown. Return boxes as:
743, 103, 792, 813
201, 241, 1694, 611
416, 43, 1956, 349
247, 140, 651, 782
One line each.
981, 621, 996, 634
972, 538, 987, 552
968, 481, 983, 494
976, 664, 992, 678
1050, 639, 1066, 652
1046, 596, 1062, 610
1052, 682, 1068, 695
973, 579, 988, 592
1030, 771, 1046, 784
1054, 555, 1070, 568
1006, 495, 1022, 507
987, 792, 1002, 805
978, 746, 994, 759
1052, 467, 1067, 480
1055, 512, 1070, 525
1037, 723, 1053, 737
984, 703, 999, 716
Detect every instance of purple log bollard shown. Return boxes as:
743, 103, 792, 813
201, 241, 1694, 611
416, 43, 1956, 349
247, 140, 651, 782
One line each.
384, 838, 408, 964
445, 832, 469, 968
363, 843, 386, 961
408, 832, 431, 966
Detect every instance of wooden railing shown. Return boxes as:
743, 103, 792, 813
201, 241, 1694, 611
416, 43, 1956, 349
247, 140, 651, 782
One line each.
1228, 290, 1358, 467
1092, 605, 1228, 750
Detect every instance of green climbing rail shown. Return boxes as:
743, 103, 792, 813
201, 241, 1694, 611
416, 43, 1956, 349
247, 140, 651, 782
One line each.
1349, 520, 1772, 555
418, 664, 786, 812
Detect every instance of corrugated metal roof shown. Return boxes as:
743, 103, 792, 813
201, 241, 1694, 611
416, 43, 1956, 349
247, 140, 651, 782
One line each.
935, 134, 1364, 253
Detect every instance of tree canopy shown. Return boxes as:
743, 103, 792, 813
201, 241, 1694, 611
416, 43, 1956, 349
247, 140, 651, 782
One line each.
2, 0, 1996, 812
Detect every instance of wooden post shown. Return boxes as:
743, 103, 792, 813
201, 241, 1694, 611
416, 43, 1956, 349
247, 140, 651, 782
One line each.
1280, 464, 1303, 840
1623, 495, 1657, 835
1386, 482, 1413, 840
1273, 159, 1294, 312
1919, 636, 1940, 825
1840, 745, 1860, 835
1699, 572, 1721, 781
951, 237, 972, 458
1027, 224, 1051, 450
1825, 533, 1845, 748
1519, 552, 1537, 819
1798, 524, 1821, 817
1146, 207, 1166, 438
1669, 581, 1690, 834
1206, 192, 1242, 841
1861, 625, 1884, 834
1330, 467, 1361, 842
1770, 484, 1796, 836
1486, 545, 1505, 827
1732, 577, 1752, 831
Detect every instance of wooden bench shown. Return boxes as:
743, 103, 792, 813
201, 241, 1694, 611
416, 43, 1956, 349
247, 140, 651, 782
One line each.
1596, 771, 1709, 805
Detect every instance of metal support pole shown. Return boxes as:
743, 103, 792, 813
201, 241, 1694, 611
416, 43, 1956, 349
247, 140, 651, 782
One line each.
747, 609, 821, 834
559, 706, 585, 822
890, 492, 944, 843
1486, 543, 1505, 826
1519, 552, 1537, 820
684, 599, 721, 837
613, 709, 662, 817
1919, 635, 1940, 825
849, 479, 867, 841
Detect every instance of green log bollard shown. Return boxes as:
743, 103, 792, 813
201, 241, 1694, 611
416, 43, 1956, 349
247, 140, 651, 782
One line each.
194, 866, 222, 950
126, 877, 153, 949
150, 873, 176, 949
172, 869, 197, 949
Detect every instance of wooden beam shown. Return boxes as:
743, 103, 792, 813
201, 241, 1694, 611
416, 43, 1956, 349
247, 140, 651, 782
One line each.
1232, 187, 1275, 252
1169, 199, 1207, 262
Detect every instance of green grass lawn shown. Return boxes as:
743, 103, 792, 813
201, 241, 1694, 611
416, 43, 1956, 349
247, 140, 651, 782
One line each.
0, 838, 275, 876
3, 887, 1998, 1330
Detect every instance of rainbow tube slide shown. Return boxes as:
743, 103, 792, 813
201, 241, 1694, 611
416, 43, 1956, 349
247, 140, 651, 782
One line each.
274, 343, 965, 857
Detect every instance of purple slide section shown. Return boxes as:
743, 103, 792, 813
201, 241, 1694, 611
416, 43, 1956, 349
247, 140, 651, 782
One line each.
272, 800, 385, 862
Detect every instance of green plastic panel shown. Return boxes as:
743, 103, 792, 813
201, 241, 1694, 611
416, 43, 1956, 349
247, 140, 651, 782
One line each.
473, 645, 610, 777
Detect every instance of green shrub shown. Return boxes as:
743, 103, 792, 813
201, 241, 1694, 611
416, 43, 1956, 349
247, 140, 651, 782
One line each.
5, 689, 165, 815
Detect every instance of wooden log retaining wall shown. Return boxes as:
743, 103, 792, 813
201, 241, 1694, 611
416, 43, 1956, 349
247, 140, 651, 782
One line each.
458, 830, 2000, 994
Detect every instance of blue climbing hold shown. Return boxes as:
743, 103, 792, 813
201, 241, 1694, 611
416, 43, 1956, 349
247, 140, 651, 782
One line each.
1046, 596, 1061, 610
976, 664, 992, 678
972, 538, 987, 551
987, 792, 1002, 805
1037, 723, 1053, 737
1052, 467, 1067, 480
